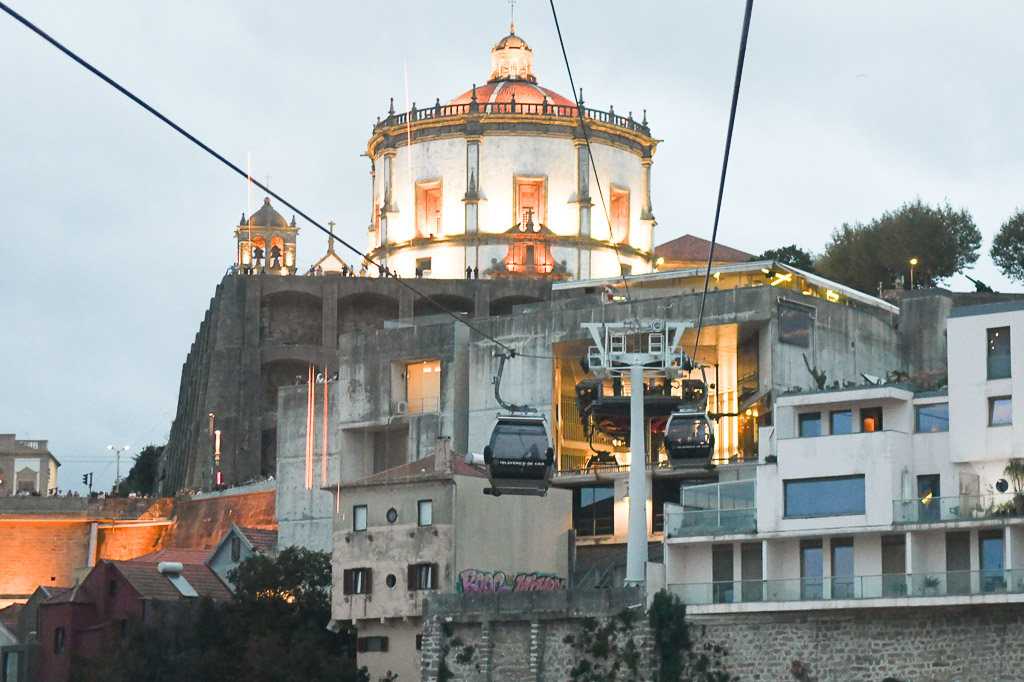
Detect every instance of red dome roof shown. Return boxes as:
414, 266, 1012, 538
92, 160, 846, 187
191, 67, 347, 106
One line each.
447, 80, 575, 108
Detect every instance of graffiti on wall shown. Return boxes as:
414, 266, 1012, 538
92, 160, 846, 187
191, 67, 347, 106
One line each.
456, 568, 566, 594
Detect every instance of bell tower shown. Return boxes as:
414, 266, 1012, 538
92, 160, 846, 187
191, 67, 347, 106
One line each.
235, 197, 298, 275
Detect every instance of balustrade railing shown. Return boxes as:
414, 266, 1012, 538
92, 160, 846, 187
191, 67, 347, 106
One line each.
375, 101, 651, 135
893, 492, 1022, 524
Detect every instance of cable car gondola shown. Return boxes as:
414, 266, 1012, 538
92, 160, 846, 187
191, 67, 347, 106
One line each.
482, 414, 554, 496
663, 377, 716, 464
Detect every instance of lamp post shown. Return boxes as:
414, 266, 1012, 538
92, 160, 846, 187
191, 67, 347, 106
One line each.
909, 258, 918, 290
107, 445, 130, 495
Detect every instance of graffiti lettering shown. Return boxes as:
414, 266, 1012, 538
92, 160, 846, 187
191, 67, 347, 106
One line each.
456, 569, 566, 594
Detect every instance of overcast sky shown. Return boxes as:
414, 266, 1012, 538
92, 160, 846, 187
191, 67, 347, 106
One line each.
2, 1, 1022, 493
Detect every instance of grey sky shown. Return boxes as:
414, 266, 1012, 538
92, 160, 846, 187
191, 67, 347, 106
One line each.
2, 1, 1021, 493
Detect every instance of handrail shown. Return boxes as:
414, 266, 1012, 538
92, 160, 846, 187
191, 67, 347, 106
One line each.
374, 101, 651, 136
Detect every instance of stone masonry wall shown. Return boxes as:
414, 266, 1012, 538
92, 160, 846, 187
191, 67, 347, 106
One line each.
692, 605, 1024, 682
421, 589, 653, 682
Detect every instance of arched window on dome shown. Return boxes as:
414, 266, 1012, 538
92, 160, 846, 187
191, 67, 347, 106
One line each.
416, 179, 443, 238
609, 186, 630, 244
511, 60, 519, 78
269, 237, 285, 269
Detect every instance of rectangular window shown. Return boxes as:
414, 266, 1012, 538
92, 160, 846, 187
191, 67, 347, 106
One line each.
915, 403, 949, 432
740, 542, 763, 602
798, 412, 822, 437
343, 568, 373, 595
357, 636, 389, 653
407, 360, 441, 414
515, 176, 546, 228
415, 634, 423, 651
54, 627, 65, 654
353, 505, 367, 532
711, 544, 734, 604
860, 407, 883, 433
917, 474, 940, 523
979, 531, 1006, 593
831, 538, 855, 599
415, 257, 432, 275
609, 186, 629, 243
990, 396, 1012, 425
778, 300, 814, 348
784, 475, 866, 518
988, 327, 1011, 379
800, 539, 823, 600
4, 650, 23, 681
408, 563, 438, 590
946, 531, 970, 595
231, 536, 241, 562
416, 179, 443, 237
881, 534, 906, 597
829, 410, 852, 435
572, 485, 615, 537
418, 499, 433, 526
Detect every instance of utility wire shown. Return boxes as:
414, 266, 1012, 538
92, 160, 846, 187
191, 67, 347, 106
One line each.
0, 1, 522, 356
548, 0, 642, 328
692, 0, 755, 359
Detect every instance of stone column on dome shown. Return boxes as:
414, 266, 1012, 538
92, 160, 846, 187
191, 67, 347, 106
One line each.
574, 141, 592, 238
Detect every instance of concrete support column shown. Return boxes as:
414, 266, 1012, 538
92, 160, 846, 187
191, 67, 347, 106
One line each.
322, 279, 338, 355
625, 363, 648, 587
399, 289, 416, 319
474, 287, 490, 319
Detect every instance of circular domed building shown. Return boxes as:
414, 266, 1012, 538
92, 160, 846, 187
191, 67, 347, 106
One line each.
366, 24, 658, 280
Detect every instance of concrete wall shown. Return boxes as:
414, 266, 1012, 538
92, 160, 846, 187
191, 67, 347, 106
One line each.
693, 605, 1024, 682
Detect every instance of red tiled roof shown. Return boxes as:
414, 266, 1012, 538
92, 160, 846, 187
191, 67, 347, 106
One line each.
0, 604, 23, 631
113, 561, 234, 602
345, 446, 487, 488
655, 234, 754, 264
129, 548, 211, 565
448, 80, 574, 107
237, 527, 278, 554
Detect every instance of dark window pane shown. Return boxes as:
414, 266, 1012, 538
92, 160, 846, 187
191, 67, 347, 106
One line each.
831, 539, 855, 599
778, 300, 814, 348
573, 486, 615, 536
988, 327, 1011, 379
990, 397, 1012, 425
785, 476, 866, 517
798, 413, 821, 437
800, 541, 823, 600
915, 404, 949, 432
830, 410, 852, 435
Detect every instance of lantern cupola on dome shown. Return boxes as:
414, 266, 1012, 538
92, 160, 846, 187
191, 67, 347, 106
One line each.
489, 24, 536, 83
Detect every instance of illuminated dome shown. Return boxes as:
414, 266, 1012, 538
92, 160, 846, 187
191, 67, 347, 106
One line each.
242, 197, 290, 228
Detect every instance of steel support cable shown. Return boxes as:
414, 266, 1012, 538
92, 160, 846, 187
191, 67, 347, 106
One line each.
548, 0, 641, 329
692, 0, 755, 359
0, 1, 524, 356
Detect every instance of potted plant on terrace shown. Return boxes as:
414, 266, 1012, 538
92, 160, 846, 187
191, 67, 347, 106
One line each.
1003, 459, 1024, 515
922, 576, 940, 596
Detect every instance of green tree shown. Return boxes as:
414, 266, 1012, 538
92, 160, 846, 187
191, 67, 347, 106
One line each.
75, 548, 365, 682
115, 443, 163, 496
815, 199, 981, 294
991, 208, 1024, 282
752, 245, 815, 272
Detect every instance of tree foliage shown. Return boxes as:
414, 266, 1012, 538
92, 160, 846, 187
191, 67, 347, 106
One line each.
752, 245, 816, 273
116, 444, 162, 496
74, 547, 365, 682
815, 199, 981, 294
991, 208, 1024, 282
649, 590, 734, 682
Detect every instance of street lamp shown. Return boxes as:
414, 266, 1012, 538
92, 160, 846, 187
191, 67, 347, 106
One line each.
108, 445, 130, 495
909, 258, 918, 290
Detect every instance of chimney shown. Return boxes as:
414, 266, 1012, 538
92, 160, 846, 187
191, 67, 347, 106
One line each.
435, 436, 452, 473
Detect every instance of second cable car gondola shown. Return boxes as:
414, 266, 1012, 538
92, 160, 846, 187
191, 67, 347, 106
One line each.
663, 377, 716, 464
483, 413, 554, 496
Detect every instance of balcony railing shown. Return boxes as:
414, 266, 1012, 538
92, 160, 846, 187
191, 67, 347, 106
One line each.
664, 479, 756, 538
670, 569, 1024, 606
893, 492, 1023, 524
374, 101, 651, 136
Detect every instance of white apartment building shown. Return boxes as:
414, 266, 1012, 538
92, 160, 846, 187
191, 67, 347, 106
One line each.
662, 300, 1024, 613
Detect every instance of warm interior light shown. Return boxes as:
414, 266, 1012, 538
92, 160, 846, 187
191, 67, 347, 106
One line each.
922, 491, 933, 505
713, 272, 721, 281
770, 272, 793, 286
285, 252, 294, 267
826, 290, 840, 302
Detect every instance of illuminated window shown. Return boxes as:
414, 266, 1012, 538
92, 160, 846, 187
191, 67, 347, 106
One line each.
515, 177, 545, 230
990, 396, 1012, 426
988, 327, 1011, 379
353, 505, 367, 531
343, 568, 372, 595
609, 186, 629, 243
860, 407, 883, 432
406, 360, 441, 414
416, 180, 442, 237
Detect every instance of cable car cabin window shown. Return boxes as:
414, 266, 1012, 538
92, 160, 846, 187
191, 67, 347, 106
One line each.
915, 403, 949, 432
784, 475, 865, 518
798, 412, 821, 437
988, 327, 1011, 379
778, 300, 814, 348
490, 422, 549, 461
830, 410, 852, 435
860, 407, 883, 432
573, 485, 615, 537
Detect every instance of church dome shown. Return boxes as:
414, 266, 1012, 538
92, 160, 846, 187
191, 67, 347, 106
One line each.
446, 26, 574, 107
243, 197, 289, 228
